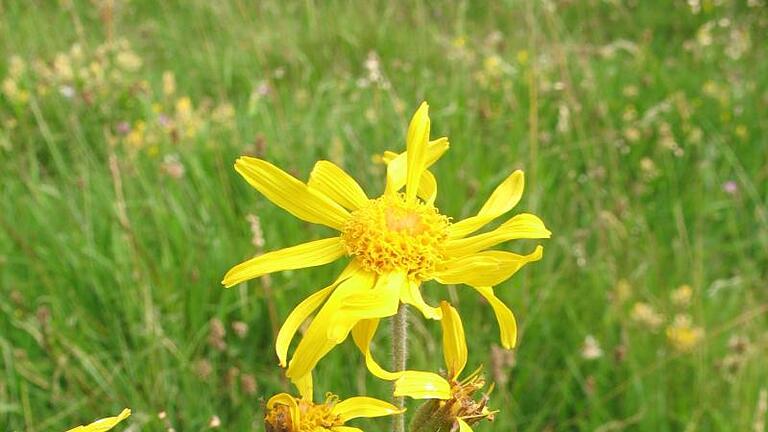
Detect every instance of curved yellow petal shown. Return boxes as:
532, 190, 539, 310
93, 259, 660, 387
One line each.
449, 170, 525, 239
332, 427, 364, 432
234, 157, 350, 229
435, 246, 544, 287
266, 393, 300, 426
351, 318, 403, 380
285, 270, 376, 381
328, 271, 405, 342
418, 170, 438, 206
332, 397, 403, 422
394, 371, 452, 400
405, 102, 431, 204
222, 237, 345, 287
308, 160, 369, 210
440, 301, 467, 379
294, 373, 313, 401
66, 409, 131, 432
399, 280, 442, 320
446, 213, 551, 257
276, 282, 337, 367
473, 286, 518, 349
457, 418, 474, 432
433, 255, 501, 286
385, 137, 449, 197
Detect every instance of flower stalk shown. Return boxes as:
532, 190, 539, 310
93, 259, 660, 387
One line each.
392, 303, 409, 432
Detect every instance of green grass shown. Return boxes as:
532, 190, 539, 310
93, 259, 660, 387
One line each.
1, 1, 767, 430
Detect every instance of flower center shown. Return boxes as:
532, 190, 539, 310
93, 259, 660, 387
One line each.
341, 194, 450, 279
265, 396, 343, 432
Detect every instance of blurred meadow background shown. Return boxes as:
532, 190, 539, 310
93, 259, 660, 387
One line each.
2, 0, 768, 430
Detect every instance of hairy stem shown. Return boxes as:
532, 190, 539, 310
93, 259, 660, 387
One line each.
392, 303, 408, 432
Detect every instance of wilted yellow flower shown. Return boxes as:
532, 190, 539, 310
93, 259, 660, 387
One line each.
265, 377, 402, 432
666, 314, 704, 352
373, 302, 496, 431
65, 409, 130, 432
222, 102, 550, 386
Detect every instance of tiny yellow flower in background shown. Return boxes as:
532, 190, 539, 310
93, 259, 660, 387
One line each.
65, 408, 130, 432
670, 284, 693, 307
222, 102, 550, 387
666, 314, 704, 352
630, 302, 665, 330
264, 377, 402, 432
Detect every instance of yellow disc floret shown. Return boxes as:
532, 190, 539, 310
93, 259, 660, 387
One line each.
341, 194, 450, 279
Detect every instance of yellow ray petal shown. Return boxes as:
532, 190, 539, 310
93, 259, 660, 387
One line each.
394, 371, 452, 400
266, 393, 300, 426
457, 418, 474, 432
440, 301, 467, 379
222, 237, 345, 287
332, 427, 364, 432
66, 409, 131, 432
449, 170, 525, 239
473, 286, 518, 349
385, 137, 449, 196
294, 373, 313, 401
405, 102, 431, 204
399, 280, 442, 320
234, 157, 350, 229
285, 270, 376, 381
332, 397, 403, 422
308, 160, 369, 210
351, 318, 404, 380
275, 262, 359, 367
446, 213, 551, 257
418, 170, 438, 205
328, 271, 405, 342
435, 246, 544, 287
433, 255, 500, 286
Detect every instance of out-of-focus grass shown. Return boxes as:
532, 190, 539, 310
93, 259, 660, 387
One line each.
1, 1, 767, 430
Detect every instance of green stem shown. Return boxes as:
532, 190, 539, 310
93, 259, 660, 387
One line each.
392, 304, 408, 432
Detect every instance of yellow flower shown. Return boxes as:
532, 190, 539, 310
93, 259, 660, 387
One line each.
222, 102, 550, 385
371, 302, 495, 432
666, 314, 704, 352
265, 377, 402, 432
65, 409, 130, 432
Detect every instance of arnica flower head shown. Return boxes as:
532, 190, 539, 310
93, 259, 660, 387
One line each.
222, 102, 550, 386
264, 376, 402, 432
363, 302, 495, 432
65, 409, 130, 432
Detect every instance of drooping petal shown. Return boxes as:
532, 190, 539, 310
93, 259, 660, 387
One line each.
351, 318, 404, 380
332, 397, 403, 422
394, 371, 452, 400
435, 246, 544, 287
440, 301, 467, 379
294, 373, 313, 401
418, 170, 438, 205
308, 160, 369, 210
222, 237, 345, 287
405, 102, 431, 204
66, 409, 131, 432
457, 418, 474, 432
266, 393, 300, 426
446, 213, 551, 257
472, 286, 518, 349
327, 271, 405, 342
449, 170, 525, 239
285, 270, 402, 382
399, 280, 442, 320
385, 137, 449, 196
275, 262, 359, 367
234, 157, 350, 229
433, 255, 501, 286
